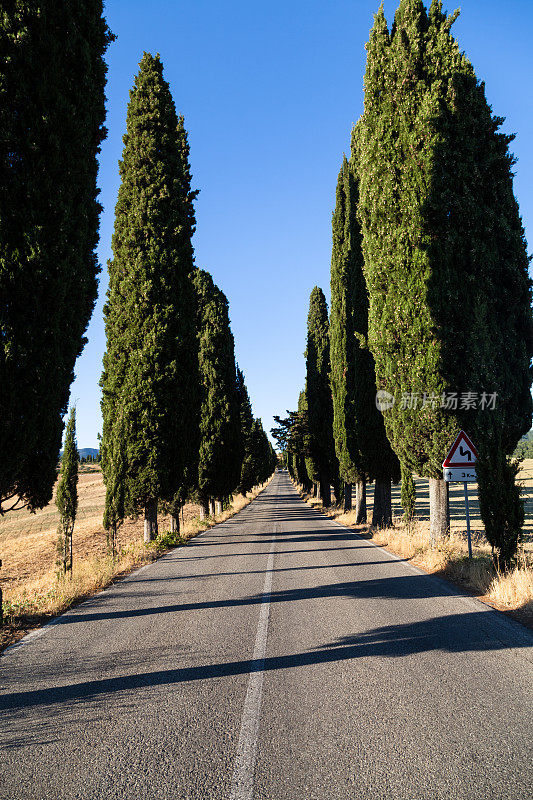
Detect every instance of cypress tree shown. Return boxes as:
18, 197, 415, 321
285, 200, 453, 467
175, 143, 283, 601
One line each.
268, 440, 278, 477
477, 445, 524, 570
357, 1, 532, 552
330, 155, 399, 524
250, 419, 274, 486
306, 287, 338, 507
239, 418, 272, 489
296, 386, 319, 495
239, 435, 259, 497
193, 268, 242, 515
294, 391, 312, 491
101, 53, 199, 543
301, 384, 320, 497
56, 408, 78, 577
330, 157, 360, 512
102, 409, 126, 557
240, 419, 260, 491
0, 2, 113, 513
236, 366, 256, 496
166, 114, 202, 533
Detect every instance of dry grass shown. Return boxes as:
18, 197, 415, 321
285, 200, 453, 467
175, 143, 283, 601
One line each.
298, 464, 533, 628
0, 469, 271, 650
486, 558, 533, 611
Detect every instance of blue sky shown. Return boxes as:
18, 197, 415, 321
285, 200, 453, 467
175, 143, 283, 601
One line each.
71, 0, 533, 448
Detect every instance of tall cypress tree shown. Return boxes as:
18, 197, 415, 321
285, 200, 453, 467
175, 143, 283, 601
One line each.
297, 384, 320, 495
301, 383, 320, 496
295, 391, 312, 491
330, 157, 360, 512
165, 114, 200, 533
329, 156, 395, 522
101, 53, 199, 543
236, 366, 256, 496
357, 1, 532, 552
193, 268, 242, 515
0, 2, 113, 513
56, 408, 79, 577
331, 153, 400, 525
306, 287, 338, 507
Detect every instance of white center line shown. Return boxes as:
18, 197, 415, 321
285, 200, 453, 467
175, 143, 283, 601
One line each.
229, 515, 278, 800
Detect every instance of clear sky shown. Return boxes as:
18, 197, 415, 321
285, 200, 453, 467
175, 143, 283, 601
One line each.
70, 0, 533, 448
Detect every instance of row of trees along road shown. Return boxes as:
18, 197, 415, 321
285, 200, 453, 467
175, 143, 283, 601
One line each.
0, 1, 113, 515
0, 16, 273, 571
101, 53, 276, 545
276, 0, 532, 569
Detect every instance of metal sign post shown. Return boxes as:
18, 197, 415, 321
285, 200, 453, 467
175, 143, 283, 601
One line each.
443, 431, 478, 560
463, 482, 472, 559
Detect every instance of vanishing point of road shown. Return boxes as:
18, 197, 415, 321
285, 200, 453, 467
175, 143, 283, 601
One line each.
1, 472, 532, 799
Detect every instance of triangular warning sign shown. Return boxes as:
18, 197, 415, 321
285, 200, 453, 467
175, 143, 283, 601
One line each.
442, 431, 478, 468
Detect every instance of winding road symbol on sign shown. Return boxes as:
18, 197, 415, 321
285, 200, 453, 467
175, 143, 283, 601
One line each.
442, 431, 478, 469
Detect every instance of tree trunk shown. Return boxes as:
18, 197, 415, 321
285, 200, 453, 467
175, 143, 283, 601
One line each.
320, 476, 331, 508
144, 498, 158, 542
343, 482, 352, 512
429, 478, 449, 544
209, 498, 216, 516
170, 514, 180, 534
108, 522, 117, 559
315, 483, 321, 500
215, 499, 223, 515
372, 479, 392, 528
400, 463, 416, 524
355, 478, 367, 524
199, 500, 209, 520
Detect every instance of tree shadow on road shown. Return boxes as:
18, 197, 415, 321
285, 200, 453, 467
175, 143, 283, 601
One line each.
1, 610, 530, 719
15, 572, 460, 630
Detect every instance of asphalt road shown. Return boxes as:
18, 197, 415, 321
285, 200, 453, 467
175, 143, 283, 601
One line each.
1, 472, 532, 800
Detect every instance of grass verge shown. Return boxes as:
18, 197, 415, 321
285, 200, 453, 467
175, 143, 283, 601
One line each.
1, 480, 271, 652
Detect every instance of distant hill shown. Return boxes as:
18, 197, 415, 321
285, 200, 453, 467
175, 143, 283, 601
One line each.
79, 448, 100, 459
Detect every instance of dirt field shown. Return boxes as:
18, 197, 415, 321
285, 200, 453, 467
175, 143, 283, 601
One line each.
0, 466, 203, 602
